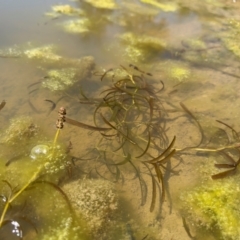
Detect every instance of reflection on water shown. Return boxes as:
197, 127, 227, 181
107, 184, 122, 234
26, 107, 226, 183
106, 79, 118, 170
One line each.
1, 0, 240, 239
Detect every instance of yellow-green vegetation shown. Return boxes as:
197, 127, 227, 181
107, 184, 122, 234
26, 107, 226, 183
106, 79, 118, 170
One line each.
39, 217, 86, 240
52, 4, 82, 15
181, 38, 207, 51
0, 116, 38, 146
120, 2, 159, 16
222, 19, 240, 58
23, 44, 95, 67
120, 32, 167, 62
0, 117, 88, 239
24, 45, 62, 63
181, 177, 240, 240
0, 44, 77, 65
83, 0, 118, 10
0, 45, 22, 58
164, 62, 191, 82
61, 18, 91, 34
140, 0, 178, 12
100, 67, 129, 82
42, 68, 78, 91
45, 4, 83, 18
40, 56, 94, 91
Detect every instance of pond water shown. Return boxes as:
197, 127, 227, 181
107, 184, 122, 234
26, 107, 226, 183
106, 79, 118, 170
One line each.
1, 0, 240, 240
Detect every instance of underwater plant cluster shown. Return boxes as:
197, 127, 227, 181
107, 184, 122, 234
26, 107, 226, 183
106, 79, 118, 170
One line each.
1, 0, 240, 239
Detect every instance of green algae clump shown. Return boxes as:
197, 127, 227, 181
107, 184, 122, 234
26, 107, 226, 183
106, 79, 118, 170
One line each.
120, 2, 159, 16
61, 18, 91, 34
83, 0, 118, 10
222, 19, 240, 59
0, 116, 38, 146
181, 178, 240, 240
45, 4, 83, 18
163, 62, 191, 83
24, 45, 62, 63
39, 217, 87, 240
42, 68, 78, 91
120, 32, 167, 62
140, 0, 178, 12
170, 66, 190, 81
52, 4, 81, 15
181, 38, 207, 51
41, 56, 95, 92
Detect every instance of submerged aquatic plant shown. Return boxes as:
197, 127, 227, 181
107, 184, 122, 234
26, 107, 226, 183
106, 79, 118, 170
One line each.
66, 65, 177, 211
179, 114, 240, 239
181, 119, 240, 179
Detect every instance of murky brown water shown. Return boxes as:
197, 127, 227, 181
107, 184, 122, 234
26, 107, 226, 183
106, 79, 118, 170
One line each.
1, 1, 240, 240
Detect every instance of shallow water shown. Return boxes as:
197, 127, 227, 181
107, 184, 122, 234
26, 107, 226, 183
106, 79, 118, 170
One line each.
1, 1, 240, 240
